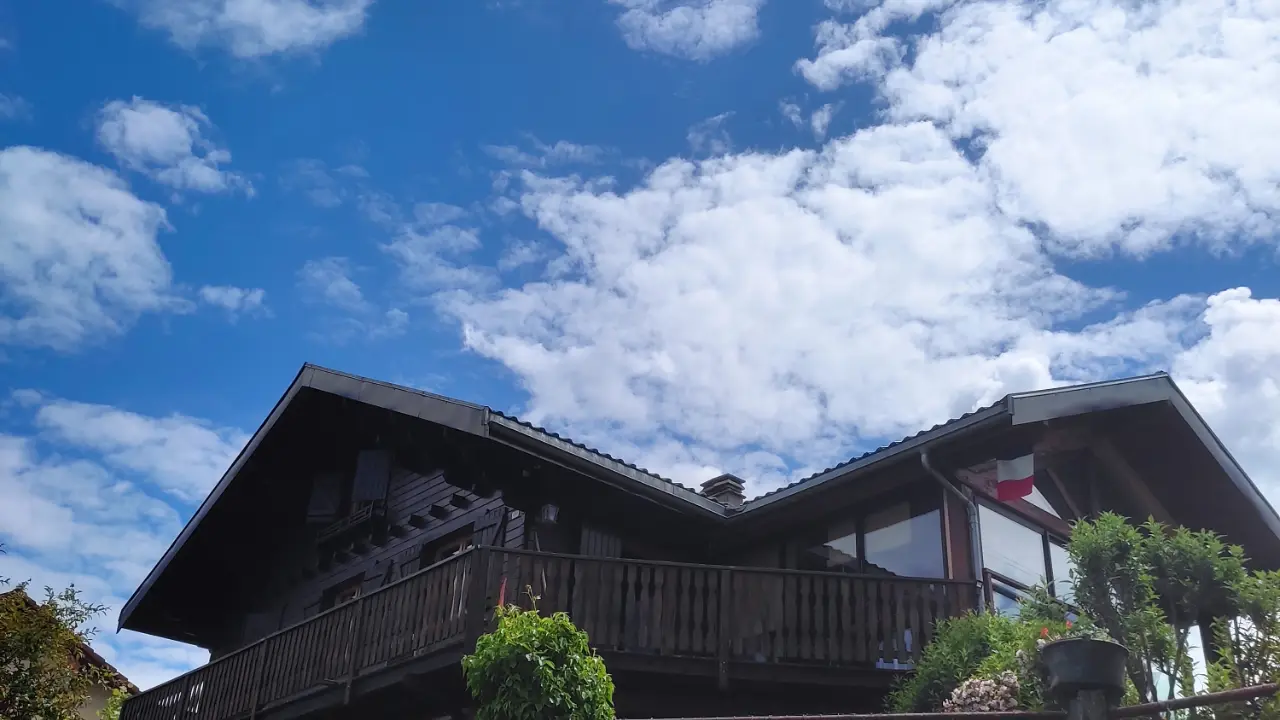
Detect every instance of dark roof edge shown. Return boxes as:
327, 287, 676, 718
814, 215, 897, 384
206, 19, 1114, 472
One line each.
117, 364, 311, 633
1011, 373, 1280, 542
740, 401, 1012, 513
488, 415, 727, 517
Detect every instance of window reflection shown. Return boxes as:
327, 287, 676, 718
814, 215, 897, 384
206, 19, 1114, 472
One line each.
991, 578, 1024, 618
865, 503, 944, 578
979, 504, 1049, 587
804, 517, 859, 572
1049, 541, 1074, 602
800, 487, 945, 578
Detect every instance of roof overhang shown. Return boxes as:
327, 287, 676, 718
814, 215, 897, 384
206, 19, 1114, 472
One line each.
118, 364, 716, 632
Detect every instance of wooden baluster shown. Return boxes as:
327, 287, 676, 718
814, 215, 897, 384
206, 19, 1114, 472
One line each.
690, 570, 705, 654
862, 579, 876, 663
826, 576, 839, 662
798, 574, 812, 660
813, 575, 827, 661
637, 565, 652, 650
556, 557, 571, 616
652, 566, 668, 653
716, 568, 731, 690
677, 567, 691, 653
781, 574, 796, 660
464, 549, 492, 651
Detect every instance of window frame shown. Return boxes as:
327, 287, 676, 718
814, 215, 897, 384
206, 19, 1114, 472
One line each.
978, 500, 1072, 607
798, 483, 948, 579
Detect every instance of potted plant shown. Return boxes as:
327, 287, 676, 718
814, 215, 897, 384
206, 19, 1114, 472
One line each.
1037, 625, 1129, 704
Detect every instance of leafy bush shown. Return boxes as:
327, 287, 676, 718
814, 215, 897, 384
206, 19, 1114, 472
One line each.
461, 604, 615, 720
0, 583, 110, 720
1206, 570, 1280, 720
887, 611, 1027, 712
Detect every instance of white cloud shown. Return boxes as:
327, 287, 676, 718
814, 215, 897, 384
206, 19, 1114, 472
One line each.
687, 112, 734, 155
483, 139, 608, 168
97, 97, 251, 196
0, 394, 239, 688
22, 393, 249, 502
610, 0, 766, 60
197, 285, 268, 317
0, 93, 31, 121
297, 257, 410, 341
119, 0, 373, 58
810, 102, 840, 140
798, 0, 1280, 256
779, 101, 803, 128
0, 147, 182, 351
298, 256, 369, 312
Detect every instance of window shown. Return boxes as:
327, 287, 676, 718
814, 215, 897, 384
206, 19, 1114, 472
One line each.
864, 501, 945, 578
800, 487, 945, 579
422, 528, 474, 566
978, 502, 1073, 605
320, 574, 364, 611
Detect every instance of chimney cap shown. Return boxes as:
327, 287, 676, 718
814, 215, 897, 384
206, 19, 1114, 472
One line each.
700, 473, 745, 492
700, 473, 746, 509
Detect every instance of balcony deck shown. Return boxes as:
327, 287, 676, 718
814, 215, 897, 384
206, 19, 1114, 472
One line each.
121, 548, 977, 720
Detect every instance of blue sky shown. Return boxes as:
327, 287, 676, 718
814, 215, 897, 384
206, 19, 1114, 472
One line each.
3, 0, 1280, 693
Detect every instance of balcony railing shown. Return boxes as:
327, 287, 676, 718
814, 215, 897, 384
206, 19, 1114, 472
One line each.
121, 548, 976, 720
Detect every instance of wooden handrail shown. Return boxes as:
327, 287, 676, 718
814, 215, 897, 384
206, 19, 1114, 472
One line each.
484, 546, 978, 585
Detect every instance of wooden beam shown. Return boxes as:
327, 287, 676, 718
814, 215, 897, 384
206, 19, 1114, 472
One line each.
1089, 437, 1174, 524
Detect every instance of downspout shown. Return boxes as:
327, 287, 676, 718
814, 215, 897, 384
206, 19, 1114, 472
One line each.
921, 450, 986, 611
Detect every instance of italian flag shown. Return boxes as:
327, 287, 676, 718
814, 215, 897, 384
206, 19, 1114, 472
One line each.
996, 454, 1035, 501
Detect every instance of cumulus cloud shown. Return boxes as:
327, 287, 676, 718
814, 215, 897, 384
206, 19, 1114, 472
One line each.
798, 0, 1280, 256
0, 147, 182, 351
810, 102, 840, 140
118, 0, 373, 58
97, 97, 250, 195
198, 285, 268, 317
0, 394, 242, 687
610, 0, 766, 60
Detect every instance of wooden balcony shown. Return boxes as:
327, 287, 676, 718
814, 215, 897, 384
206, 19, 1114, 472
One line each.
120, 548, 977, 720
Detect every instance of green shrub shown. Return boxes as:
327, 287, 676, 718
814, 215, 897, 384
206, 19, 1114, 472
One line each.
887, 611, 1027, 712
461, 604, 615, 720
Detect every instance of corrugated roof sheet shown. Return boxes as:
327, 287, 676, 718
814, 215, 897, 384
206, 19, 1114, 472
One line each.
743, 400, 1005, 505
488, 409, 686, 488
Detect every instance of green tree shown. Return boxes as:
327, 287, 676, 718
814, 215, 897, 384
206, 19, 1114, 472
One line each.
0, 583, 111, 720
462, 603, 615, 720
1206, 571, 1280, 720
99, 686, 129, 720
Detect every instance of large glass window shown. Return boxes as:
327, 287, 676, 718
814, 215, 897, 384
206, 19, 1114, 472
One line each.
803, 517, 860, 572
865, 502, 945, 578
979, 502, 1072, 607
980, 504, 1050, 587
800, 487, 945, 578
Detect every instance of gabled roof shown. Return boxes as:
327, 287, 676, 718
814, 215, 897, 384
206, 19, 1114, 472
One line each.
119, 365, 1280, 631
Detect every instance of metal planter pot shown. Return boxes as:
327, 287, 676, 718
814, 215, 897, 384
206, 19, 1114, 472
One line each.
1040, 638, 1130, 704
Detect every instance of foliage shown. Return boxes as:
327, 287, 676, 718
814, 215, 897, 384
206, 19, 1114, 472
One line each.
1206, 570, 1280, 720
1069, 513, 1248, 704
99, 686, 129, 720
0, 581, 111, 720
462, 602, 615, 720
888, 611, 1041, 712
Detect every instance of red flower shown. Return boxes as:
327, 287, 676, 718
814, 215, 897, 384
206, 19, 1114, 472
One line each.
1065, 620, 1073, 629
1040, 627, 1050, 638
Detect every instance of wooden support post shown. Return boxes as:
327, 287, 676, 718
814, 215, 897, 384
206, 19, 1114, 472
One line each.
465, 548, 493, 650
343, 596, 368, 705
247, 640, 267, 720
717, 568, 732, 691
1067, 690, 1108, 720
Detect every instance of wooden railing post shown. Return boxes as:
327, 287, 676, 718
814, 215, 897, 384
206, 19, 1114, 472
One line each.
465, 547, 494, 650
717, 567, 732, 691
342, 596, 368, 705
247, 640, 267, 720
174, 673, 193, 720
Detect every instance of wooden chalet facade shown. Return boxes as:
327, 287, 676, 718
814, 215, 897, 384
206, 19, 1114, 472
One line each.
118, 365, 1280, 720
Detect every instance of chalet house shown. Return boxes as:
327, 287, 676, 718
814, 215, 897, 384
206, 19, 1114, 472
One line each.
117, 365, 1280, 720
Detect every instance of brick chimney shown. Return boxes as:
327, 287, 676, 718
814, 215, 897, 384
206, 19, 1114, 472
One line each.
700, 473, 746, 509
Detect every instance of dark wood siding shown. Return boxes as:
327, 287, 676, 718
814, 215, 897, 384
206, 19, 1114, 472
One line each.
211, 463, 514, 658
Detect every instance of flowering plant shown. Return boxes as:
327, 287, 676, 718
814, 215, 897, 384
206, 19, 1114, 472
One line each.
942, 671, 1021, 712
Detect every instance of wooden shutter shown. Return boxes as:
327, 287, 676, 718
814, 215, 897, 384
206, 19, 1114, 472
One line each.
351, 449, 391, 503
306, 471, 342, 523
